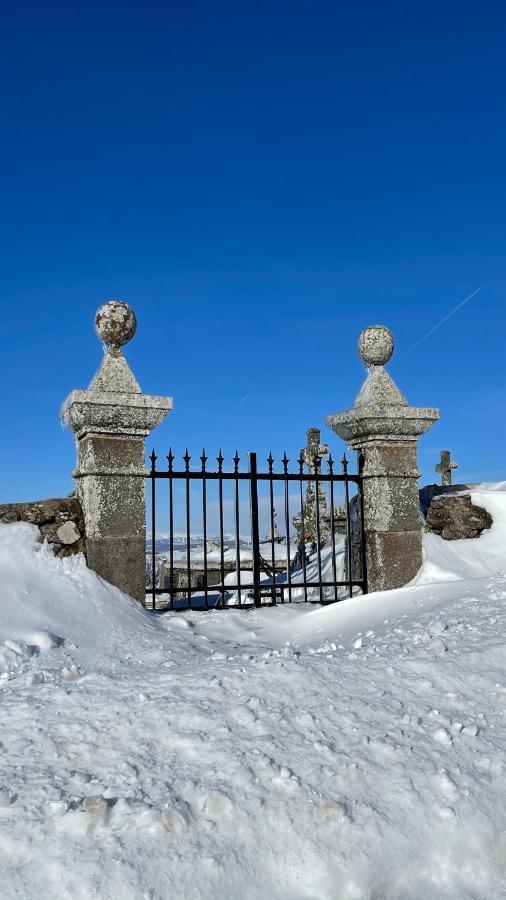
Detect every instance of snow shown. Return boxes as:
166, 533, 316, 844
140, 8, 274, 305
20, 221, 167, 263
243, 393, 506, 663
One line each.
170, 540, 291, 565
416, 488, 506, 583
0, 490, 506, 898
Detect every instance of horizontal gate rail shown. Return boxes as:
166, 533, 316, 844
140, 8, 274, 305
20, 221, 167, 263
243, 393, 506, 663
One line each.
146, 449, 367, 612
147, 471, 362, 483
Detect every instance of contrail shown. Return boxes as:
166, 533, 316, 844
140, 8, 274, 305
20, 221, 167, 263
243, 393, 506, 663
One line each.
238, 393, 250, 408
402, 287, 482, 357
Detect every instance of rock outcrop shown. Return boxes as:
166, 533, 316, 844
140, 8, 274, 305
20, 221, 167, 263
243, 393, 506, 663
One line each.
425, 493, 492, 540
0, 496, 86, 557
419, 483, 471, 518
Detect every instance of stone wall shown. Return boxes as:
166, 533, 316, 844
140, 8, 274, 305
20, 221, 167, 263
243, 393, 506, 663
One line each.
0, 497, 86, 557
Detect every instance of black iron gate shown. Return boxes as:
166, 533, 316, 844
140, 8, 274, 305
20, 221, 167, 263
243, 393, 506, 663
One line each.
146, 449, 367, 611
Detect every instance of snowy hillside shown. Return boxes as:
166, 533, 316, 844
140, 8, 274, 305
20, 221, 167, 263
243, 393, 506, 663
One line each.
0, 489, 505, 899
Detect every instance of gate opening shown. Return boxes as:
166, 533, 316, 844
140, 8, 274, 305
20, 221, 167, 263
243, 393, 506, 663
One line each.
146, 449, 367, 611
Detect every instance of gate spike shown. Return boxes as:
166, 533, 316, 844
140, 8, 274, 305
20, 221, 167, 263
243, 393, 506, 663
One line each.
183, 448, 191, 471
341, 453, 349, 474
217, 449, 224, 471
267, 451, 274, 472
167, 447, 174, 471
200, 448, 208, 470
233, 450, 240, 472
150, 448, 157, 471
297, 450, 304, 470
282, 451, 289, 473
328, 452, 334, 473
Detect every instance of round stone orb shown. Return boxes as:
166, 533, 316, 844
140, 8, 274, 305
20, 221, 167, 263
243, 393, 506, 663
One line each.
358, 325, 394, 366
95, 300, 137, 349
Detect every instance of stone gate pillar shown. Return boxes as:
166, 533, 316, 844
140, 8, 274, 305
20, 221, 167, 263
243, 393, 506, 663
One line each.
62, 301, 172, 602
326, 326, 439, 592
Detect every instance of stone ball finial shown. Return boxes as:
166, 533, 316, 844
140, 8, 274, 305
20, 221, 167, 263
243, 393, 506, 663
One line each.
358, 325, 394, 367
95, 300, 137, 352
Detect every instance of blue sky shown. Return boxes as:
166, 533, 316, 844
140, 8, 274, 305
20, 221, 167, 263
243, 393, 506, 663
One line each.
1, 1, 505, 502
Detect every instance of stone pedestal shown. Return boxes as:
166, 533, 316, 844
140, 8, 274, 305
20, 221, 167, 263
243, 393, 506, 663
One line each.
62, 301, 172, 601
326, 325, 439, 592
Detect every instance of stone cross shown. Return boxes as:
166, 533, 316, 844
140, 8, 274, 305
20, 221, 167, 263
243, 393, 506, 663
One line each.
302, 427, 329, 474
326, 325, 439, 592
62, 301, 172, 602
435, 449, 458, 486
292, 428, 330, 547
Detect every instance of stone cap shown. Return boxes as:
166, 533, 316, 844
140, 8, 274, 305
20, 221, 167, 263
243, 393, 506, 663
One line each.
326, 324, 439, 446
353, 366, 407, 408
62, 301, 173, 439
62, 390, 173, 439
327, 404, 439, 447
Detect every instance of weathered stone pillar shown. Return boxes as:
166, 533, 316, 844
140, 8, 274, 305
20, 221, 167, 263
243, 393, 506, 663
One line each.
62, 301, 172, 601
326, 326, 439, 592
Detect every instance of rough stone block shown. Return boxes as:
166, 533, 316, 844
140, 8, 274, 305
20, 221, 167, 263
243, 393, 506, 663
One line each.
426, 494, 492, 540
0, 497, 86, 558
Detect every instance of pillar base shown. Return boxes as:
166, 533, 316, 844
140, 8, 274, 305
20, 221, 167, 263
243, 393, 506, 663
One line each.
364, 529, 422, 592
86, 535, 147, 602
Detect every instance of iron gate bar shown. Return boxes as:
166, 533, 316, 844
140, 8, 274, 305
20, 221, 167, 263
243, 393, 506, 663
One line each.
147, 471, 362, 483
168, 449, 174, 608
328, 454, 339, 604
298, 452, 308, 603
233, 451, 242, 606
218, 450, 225, 609
201, 450, 208, 609
146, 449, 367, 611
283, 452, 291, 603
184, 450, 191, 610
249, 453, 262, 608
150, 449, 156, 608
268, 452, 277, 605
342, 454, 354, 598
314, 455, 324, 594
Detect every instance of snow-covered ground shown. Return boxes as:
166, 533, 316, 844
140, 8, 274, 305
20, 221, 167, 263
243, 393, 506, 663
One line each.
169, 539, 291, 566
0, 489, 506, 898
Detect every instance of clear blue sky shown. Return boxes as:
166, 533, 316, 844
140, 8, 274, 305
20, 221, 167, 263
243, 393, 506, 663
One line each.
1, 1, 504, 502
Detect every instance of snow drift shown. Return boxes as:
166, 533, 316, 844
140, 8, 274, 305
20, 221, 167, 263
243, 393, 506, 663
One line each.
0, 489, 505, 899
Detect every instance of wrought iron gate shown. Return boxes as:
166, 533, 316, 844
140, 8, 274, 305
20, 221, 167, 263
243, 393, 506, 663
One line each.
146, 449, 367, 611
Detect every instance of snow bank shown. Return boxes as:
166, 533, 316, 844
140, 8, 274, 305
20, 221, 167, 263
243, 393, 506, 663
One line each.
0, 489, 505, 899
0, 522, 158, 660
416, 488, 506, 583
